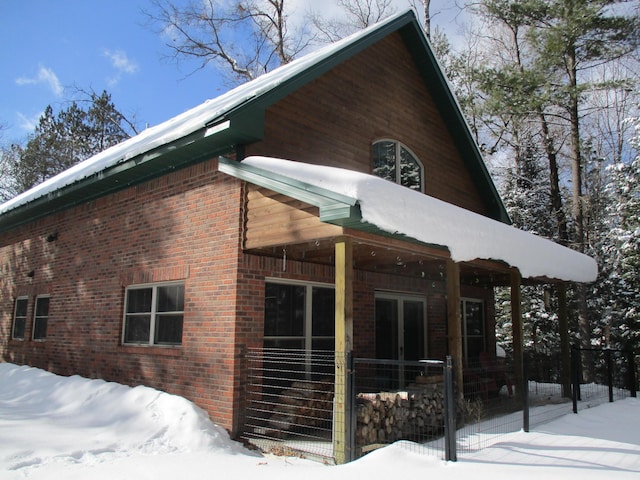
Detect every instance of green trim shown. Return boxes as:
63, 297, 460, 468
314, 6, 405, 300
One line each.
399, 24, 510, 224
0, 130, 238, 232
219, 156, 449, 253
218, 157, 361, 224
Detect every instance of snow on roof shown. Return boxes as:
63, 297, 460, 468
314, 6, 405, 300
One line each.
0, 12, 410, 217
242, 156, 598, 283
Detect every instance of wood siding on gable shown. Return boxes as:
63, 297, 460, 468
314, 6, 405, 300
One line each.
245, 185, 343, 249
246, 32, 489, 216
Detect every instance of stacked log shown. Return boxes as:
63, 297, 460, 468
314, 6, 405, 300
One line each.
266, 379, 334, 434
356, 382, 445, 447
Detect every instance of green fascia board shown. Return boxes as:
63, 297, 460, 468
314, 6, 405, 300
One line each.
0, 125, 257, 233
218, 156, 361, 224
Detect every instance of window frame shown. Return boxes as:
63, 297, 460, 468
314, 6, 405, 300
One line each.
32, 295, 50, 341
371, 139, 425, 192
263, 278, 335, 352
12, 296, 28, 341
122, 281, 185, 347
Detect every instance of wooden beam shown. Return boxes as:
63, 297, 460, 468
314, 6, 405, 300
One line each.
334, 236, 353, 464
343, 228, 450, 260
446, 259, 463, 397
511, 269, 524, 397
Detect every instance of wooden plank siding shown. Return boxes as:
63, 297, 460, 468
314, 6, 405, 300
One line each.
244, 185, 343, 249
245, 31, 489, 216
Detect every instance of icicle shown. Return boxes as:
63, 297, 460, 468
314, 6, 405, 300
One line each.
282, 248, 287, 272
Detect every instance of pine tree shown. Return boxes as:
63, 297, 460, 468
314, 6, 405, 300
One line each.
10, 91, 133, 194
594, 113, 640, 351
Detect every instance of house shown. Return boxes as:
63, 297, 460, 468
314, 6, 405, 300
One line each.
0, 10, 596, 462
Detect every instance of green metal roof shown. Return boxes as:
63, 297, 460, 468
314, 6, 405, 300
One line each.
0, 9, 509, 233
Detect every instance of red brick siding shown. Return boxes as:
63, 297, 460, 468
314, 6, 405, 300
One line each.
0, 158, 247, 433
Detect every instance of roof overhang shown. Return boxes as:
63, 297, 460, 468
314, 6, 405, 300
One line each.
220, 156, 598, 284
0, 117, 263, 233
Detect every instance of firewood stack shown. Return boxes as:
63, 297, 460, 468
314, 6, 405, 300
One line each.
356, 381, 445, 447
266, 379, 334, 434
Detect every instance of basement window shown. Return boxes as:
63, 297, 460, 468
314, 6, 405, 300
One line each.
372, 139, 424, 192
12, 297, 28, 340
123, 282, 185, 346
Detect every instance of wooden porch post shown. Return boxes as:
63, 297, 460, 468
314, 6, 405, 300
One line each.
558, 284, 571, 398
446, 259, 463, 397
510, 269, 524, 397
334, 236, 353, 464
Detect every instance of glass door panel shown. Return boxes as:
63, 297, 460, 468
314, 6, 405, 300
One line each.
403, 300, 426, 361
375, 298, 398, 360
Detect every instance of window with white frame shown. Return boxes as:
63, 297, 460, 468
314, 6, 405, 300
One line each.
12, 297, 28, 340
123, 282, 185, 346
32, 295, 50, 341
372, 139, 424, 191
264, 281, 335, 351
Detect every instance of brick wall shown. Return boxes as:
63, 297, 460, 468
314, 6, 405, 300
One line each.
0, 157, 247, 434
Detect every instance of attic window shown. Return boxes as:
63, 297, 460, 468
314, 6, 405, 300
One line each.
372, 140, 423, 192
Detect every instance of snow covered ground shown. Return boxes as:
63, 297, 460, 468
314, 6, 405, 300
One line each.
1, 363, 638, 480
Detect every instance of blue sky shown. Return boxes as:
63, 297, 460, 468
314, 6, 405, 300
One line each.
0, 0, 232, 143
0, 0, 460, 145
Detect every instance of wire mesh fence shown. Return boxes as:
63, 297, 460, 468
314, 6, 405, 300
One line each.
241, 347, 637, 464
352, 358, 447, 458
242, 348, 337, 461
455, 355, 523, 453
572, 347, 636, 410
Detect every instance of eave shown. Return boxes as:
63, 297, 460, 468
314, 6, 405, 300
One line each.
0, 119, 260, 233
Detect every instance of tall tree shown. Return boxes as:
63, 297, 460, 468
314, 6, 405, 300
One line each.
309, 0, 396, 43
528, 0, 639, 359
0, 124, 19, 202
145, 0, 311, 83
10, 91, 134, 194
593, 112, 640, 351
146, 0, 440, 82
461, 0, 639, 362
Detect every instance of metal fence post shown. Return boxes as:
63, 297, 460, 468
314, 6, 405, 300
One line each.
606, 349, 614, 403
571, 346, 579, 414
443, 355, 457, 462
627, 350, 638, 398
523, 354, 530, 432
347, 352, 355, 462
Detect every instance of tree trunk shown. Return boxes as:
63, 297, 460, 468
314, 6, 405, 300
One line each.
538, 110, 569, 245
423, 0, 431, 39
567, 41, 593, 381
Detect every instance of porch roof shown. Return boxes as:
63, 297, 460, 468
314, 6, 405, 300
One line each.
221, 156, 598, 284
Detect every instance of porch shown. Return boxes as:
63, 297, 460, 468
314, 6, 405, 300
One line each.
219, 156, 598, 463
241, 347, 637, 463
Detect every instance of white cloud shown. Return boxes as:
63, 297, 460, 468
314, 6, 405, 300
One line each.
103, 49, 139, 87
15, 66, 64, 97
103, 49, 139, 74
16, 111, 44, 132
